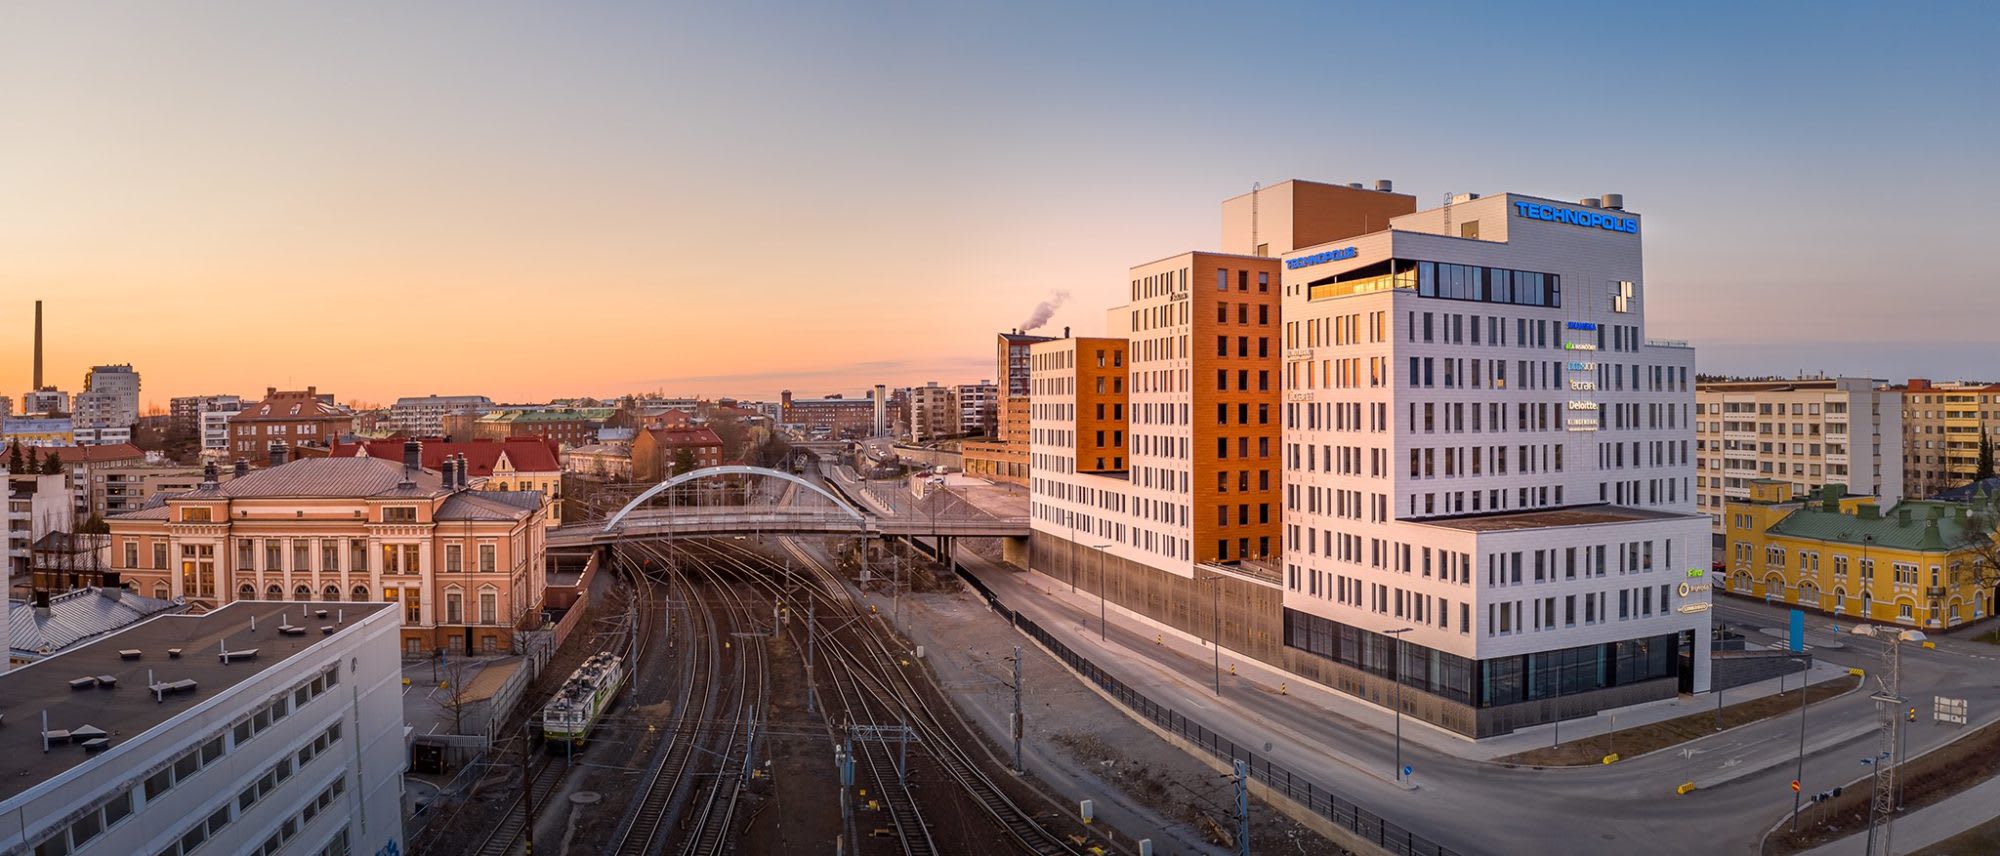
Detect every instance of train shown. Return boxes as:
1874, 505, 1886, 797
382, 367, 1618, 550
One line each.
540, 651, 626, 748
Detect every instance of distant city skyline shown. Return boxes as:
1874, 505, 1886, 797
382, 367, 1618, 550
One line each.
2, 3, 1993, 406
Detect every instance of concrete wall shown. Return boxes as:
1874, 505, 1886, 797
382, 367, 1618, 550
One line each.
1031, 529, 1284, 664
1710, 649, 1810, 691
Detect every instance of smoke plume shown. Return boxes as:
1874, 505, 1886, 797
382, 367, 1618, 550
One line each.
1019, 290, 1071, 332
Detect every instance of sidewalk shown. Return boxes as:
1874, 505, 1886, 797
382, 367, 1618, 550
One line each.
1799, 774, 2000, 855
961, 549, 1850, 763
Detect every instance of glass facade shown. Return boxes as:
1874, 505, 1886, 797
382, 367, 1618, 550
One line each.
1413, 261, 1561, 308
1283, 608, 1676, 709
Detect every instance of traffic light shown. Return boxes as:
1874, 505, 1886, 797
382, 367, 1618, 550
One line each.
1908, 707, 1917, 722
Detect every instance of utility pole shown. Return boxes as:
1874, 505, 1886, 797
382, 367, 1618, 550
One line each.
1232, 759, 1250, 856
521, 723, 537, 855
1011, 645, 1025, 773
1384, 627, 1414, 783
1791, 656, 1809, 833
806, 600, 818, 714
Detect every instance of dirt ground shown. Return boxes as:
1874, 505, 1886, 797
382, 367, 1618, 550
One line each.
1767, 716, 2000, 855
1497, 676, 1860, 767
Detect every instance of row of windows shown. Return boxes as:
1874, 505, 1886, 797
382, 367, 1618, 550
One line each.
1288, 527, 1471, 584
1217, 301, 1272, 326
123, 537, 501, 574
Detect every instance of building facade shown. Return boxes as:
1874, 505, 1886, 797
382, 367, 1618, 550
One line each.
956, 380, 998, 437
226, 388, 355, 465
908, 382, 958, 444
7, 474, 73, 577
562, 443, 634, 480
94, 464, 215, 518
779, 390, 877, 440
75, 365, 141, 436
170, 394, 242, 436
388, 394, 494, 437
0, 600, 406, 856
454, 407, 610, 449
1895, 378, 2000, 499
328, 437, 564, 523
630, 426, 726, 482
106, 455, 548, 655
1693, 377, 1903, 533
1724, 480, 1996, 628
21, 389, 68, 416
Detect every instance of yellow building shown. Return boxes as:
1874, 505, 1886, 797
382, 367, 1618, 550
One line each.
1724, 480, 1997, 629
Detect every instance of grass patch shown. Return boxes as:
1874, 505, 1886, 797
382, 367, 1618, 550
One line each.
1766, 716, 2000, 855
1495, 675, 1858, 767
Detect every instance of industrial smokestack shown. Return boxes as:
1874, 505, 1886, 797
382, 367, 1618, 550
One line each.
1019, 290, 1071, 332
32, 300, 42, 390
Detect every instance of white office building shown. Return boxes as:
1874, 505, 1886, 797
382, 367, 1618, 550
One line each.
1278, 188, 1711, 735
1694, 377, 1903, 533
200, 401, 246, 456
0, 599, 405, 856
78, 366, 141, 433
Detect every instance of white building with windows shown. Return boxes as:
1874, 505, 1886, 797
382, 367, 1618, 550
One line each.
0, 599, 405, 856
388, 394, 493, 437
1278, 189, 1711, 735
1693, 377, 1902, 534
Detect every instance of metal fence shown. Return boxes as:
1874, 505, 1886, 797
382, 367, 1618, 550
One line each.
958, 567, 1464, 856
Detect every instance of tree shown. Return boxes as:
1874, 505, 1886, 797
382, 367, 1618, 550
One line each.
6, 443, 19, 473
671, 447, 697, 477
40, 450, 61, 475
26, 446, 38, 472
1978, 433, 1995, 483
76, 513, 109, 535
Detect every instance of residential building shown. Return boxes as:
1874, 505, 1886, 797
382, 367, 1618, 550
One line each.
93, 463, 216, 518
225, 387, 355, 465
328, 437, 564, 522
6, 584, 181, 667
453, 407, 611, 448
44, 442, 150, 516
169, 394, 243, 436
966, 332, 1056, 487
0, 599, 406, 856
107, 451, 547, 655
0, 396, 12, 419
956, 380, 999, 437
21, 388, 69, 416
1895, 378, 2000, 498
1723, 480, 1996, 628
76, 365, 141, 433
562, 443, 634, 480
638, 407, 695, 430
908, 382, 959, 443
7, 474, 73, 576
388, 394, 494, 436
1000, 330, 1057, 399
192, 398, 246, 454
779, 390, 877, 439
1693, 377, 1902, 533
631, 426, 726, 482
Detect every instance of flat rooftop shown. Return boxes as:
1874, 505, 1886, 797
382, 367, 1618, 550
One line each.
0, 600, 392, 804
1415, 504, 1699, 533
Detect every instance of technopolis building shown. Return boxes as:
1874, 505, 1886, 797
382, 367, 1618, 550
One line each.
1028, 179, 1711, 737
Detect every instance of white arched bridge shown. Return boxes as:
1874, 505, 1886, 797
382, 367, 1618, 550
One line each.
548, 465, 1029, 548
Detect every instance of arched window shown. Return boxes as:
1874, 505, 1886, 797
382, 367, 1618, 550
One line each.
352, 584, 370, 602
267, 584, 283, 600
323, 584, 341, 601
238, 583, 255, 601
294, 584, 311, 602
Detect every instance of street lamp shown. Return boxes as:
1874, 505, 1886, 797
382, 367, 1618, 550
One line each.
1861, 752, 1890, 856
1384, 627, 1414, 784
1090, 543, 1112, 642
1789, 655, 1811, 833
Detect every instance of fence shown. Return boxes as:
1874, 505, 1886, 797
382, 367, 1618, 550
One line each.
957, 565, 1464, 856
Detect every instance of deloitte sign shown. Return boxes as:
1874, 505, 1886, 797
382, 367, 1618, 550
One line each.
1513, 201, 1637, 234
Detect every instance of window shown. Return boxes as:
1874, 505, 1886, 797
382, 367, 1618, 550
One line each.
383, 506, 418, 523
480, 543, 497, 572
446, 590, 464, 624
480, 589, 499, 624
154, 542, 168, 569
446, 543, 463, 573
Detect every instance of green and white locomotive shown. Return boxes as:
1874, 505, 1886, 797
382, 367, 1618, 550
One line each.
540, 651, 626, 748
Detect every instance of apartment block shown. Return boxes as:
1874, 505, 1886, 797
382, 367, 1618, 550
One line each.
1895, 378, 2000, 498
1694, 377, 1902, 533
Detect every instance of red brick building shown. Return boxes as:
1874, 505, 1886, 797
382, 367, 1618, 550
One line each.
225, 387, 355, 465
631, 426, 725, 482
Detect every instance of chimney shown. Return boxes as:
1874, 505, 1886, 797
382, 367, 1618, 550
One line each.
441, 457, 456, 491
270, 443, 289, 467
458, 453, 471, 489
1374, 179, 1394, 193
204, 461, 219, 484
33, 590, 50, 616
1062, 325, 1070, 338
403, 439, 422, 473
32, 300, 42, 390
232, 459, 247, 480
101, 570, 121, 592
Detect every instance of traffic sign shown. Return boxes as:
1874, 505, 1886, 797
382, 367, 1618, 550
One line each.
1403, 765, 1413, 779
1790, 780, 1801, 792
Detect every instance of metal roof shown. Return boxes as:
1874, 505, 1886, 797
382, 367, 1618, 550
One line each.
200, 457, 447, 499
9, 588, 183, 657
1766, 499, 1989, 552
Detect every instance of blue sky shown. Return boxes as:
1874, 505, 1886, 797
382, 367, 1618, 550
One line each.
1, 2, 1994, 402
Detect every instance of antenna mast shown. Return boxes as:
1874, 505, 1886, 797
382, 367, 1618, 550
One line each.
1251, 182, 1261, 255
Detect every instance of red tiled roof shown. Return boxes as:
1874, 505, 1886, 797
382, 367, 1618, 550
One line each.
233, 391, 351, 422
328, 437, 561, 476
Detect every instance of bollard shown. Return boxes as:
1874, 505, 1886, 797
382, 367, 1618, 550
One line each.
1080, 799, 1094, 824
1280, 682, 1288, 696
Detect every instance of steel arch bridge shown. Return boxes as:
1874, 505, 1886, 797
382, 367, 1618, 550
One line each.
599, 465, 866, 532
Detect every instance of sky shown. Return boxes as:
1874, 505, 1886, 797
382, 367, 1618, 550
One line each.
2, 2, 1996, 409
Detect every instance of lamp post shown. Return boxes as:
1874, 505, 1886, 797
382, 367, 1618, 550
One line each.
1789, 655, 1810, 833
1862, 752, 1890, 856
1090, 543, 1112, 642
1384, 626, 1414, 784
1195, 572, 1223, 696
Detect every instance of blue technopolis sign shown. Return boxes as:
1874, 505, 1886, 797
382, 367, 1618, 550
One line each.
1514, 201, 1638, 234
1286, 246, 1358, 270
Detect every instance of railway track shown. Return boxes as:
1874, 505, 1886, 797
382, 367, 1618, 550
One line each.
608, 544, 721, 856
469, 754, 569, 856
677, 562, 768, 856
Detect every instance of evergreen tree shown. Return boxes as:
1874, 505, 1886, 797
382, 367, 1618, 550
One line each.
41, 450, 61, 475
6, 442, 19, 473
26, 446, 39, 472
1979, 432, 1996, 483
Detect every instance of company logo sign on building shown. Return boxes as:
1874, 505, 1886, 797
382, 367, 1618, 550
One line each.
1285, 247, 1358, 270
1513, 201, 1638, 234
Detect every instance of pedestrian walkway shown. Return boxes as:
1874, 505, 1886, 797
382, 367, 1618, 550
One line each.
1799, 773, 2000, 855
960, 550, 1850, 763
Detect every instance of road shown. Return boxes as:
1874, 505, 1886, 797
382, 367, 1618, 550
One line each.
952, 548, 2000, 856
